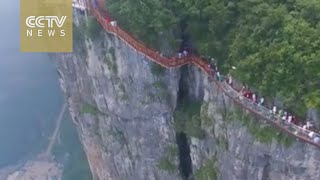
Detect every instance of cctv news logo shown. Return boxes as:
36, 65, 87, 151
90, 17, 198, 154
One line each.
20, 0, 72, 52
25, 16, 67, 37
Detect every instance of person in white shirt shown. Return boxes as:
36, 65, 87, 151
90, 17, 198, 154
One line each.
110, 21, 117, 27
228, 74, 232, 85
282, 111, 287, 120
258, 97, 264, 106
302, 124, 307, 130
216, 71, 220, 80
288, 115, 292, 123
272, 106, 277, 114
252, 94, 256, 103
308, 131, 315, 138
183, 50, 188, 56
306, 121, 313, 129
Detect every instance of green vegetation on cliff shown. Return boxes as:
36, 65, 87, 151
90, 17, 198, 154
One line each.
86, 16, 102, 39
105, 0, 320, 116
81, 103, 100, 115
158, 144, 178, 173
174, 100, 205, 139
194, 156, 218, 180
226, 107, 294, 147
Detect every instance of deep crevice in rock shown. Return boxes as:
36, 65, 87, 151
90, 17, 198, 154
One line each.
176, 132, 192, 180
261, 154, 271, 180
174, 18, 197, 180
175, 66, 193, 180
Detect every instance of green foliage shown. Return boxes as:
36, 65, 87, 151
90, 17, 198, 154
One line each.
194, 156, 218, 180
225, 1, 320, 115
228, 108, 294, 147
200, 102, 212, 127
174, 100, 205, 139
73, 23, 87, 58
185, 116, 206, 139
150, 63, 165, 76
158, 157, 176, 173
106, 0, 320, 116
296, 0, 320, 26
103, 47, 118, 74
168, 144, 178, 158
158, 144, 178, 173
152, 80, 170, 100
217, 136, 228, 150
109, 128, 127, 146
173, 0, 233, 60
73, 23, 85, 43
152, 81, 166, 90
81, 103, 99, 115
107, 0, 178, 50
119, 83, 129, 100
85, 16, 102, 39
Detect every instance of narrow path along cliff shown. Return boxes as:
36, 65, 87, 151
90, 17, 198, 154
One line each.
72, 0, 320, 149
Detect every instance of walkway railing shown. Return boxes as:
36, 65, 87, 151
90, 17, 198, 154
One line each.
220, 82, 320, 147
92, 8, 191, 68
73, 2, 320, 149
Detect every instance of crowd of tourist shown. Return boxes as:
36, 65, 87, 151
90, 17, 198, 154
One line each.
177, 50, 320, 145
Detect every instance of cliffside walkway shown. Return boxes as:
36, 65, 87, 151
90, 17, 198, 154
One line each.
72, 1, 320, 149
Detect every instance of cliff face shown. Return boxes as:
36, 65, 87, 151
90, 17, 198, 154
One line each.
56, 14, 181, 179
55, 12, 320, 180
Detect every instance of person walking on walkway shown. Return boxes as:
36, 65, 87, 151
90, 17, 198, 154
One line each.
282, 111, 288, 121
308, 131, 315, 139
216, 71, 221, 81
244, 90, 252, 99
252, 93, 256, 103
239, 86, 246, 100
288, 114, 293, 123
258, 97, 264, 106
307, 121, 313, 129
220, 74, 224, 82
228, 74, 233, 85
272, 106, 277, 114
183, 50, 188, 57
110, 21, 117, 26
178, 52, 182, 58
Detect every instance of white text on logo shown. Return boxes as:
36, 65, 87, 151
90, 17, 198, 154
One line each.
25, 16, 67, 37
26, 16, 67, 28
